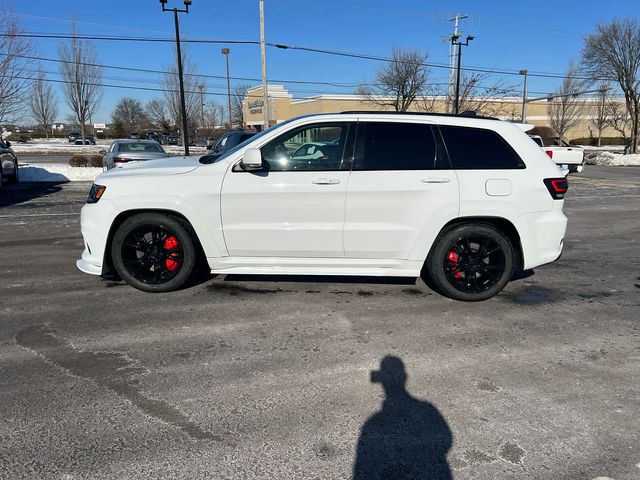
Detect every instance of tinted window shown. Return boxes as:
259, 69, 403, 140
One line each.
356, 122, 438, 170
439, 125, 525, 169
261, 123, 350, 171
118, 142, 164, 153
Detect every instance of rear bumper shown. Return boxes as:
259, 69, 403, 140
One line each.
516, 204, 567, 270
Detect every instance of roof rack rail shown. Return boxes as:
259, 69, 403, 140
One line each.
339, 110, 498, 120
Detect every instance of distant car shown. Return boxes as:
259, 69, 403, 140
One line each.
529, 134, 584, 174
68, 131, 81, 143
74, 135, 96, 146
204, 130, 257, 160
0, 139, 19, 184
101, 140, 168, 170
166, 135, 179, 145
130, 132, 140, 139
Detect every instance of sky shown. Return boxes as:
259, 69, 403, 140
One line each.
5, 0, 640, 123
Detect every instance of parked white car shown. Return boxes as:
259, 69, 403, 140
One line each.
77, 112, 568, 301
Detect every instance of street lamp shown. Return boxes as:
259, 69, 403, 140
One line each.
519, 69, 528, 123
221, 48, 232, 128
160, 0, 191, 155
451, 34, 474, 115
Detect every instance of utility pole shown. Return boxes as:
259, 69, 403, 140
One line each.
448, 14, 467, 113
519, 69, 528, 123
452, 34, 474, 115
221, 48, 232, 128
160, 0, 192, 156
198, 83, 205, 139
259, 0, 270, 129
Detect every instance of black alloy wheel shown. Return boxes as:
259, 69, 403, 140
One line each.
111, 213, 196, 292
425, 223, 514, 301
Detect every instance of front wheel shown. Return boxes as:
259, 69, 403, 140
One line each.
111, 213, 197, 292
424, 223, 514, 301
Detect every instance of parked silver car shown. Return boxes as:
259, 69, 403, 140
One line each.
101, 140, 168, 170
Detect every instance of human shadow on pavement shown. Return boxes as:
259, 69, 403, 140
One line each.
353, 356, 453, 480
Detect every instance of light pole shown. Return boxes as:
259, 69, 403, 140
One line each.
160, 0, 191, 156
221, 48, 232, 128
452, 34, 474, 115
259, 0, 270, 129
519, 69, 528, 123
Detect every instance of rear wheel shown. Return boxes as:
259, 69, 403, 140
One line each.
111, 213, 196, 292
424, 223, 514, 301
7, 162, 19, 183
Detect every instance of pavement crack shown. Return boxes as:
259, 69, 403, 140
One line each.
15, 325, 222, 443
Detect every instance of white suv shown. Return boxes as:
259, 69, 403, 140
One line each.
77, 112, 568, 301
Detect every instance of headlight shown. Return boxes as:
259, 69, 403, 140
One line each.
87, 184, 106, 203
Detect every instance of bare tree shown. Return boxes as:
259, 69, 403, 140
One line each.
357, 48, 430, 112
161, 47, 200, 137
29, 71, 58, 139
58, 23, 103, 143
547, 61, 584, 145
231, 84, 251, 128
204, 101, 222, 131
112, 97, 146, 135
604, 98, 632, 151
146, 99, 173, 132
582, 18, 640, 153
590, 85, 610, 147
451, 73, 516, 117
0, 10, 34, 134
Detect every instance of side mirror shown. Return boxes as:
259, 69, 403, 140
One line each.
99, 149, 107, 155
240, 148, 263, 170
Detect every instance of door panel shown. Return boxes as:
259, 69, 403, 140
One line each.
221, 123, 353, 258
344, 121, 459, 259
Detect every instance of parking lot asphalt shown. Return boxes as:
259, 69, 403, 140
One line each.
1, 166, 639, 480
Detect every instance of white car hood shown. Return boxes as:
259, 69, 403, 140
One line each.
99, 155, 202, 179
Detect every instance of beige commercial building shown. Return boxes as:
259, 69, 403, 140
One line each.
243, 85, 624, 142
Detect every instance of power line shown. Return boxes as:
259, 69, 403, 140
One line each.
0, 31, 616, 82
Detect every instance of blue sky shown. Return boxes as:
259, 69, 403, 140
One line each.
8, 0, 639, 123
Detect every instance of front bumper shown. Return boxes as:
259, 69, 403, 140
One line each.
76, 200, 117, 276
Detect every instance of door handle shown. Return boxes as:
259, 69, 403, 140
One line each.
421, 177, 451, 183
312, 178, 340, 185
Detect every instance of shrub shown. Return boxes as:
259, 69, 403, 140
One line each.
69, 155, 89, 167
528, 126, 556, 146
569, 137, 627, 146
89, 155, 103, 168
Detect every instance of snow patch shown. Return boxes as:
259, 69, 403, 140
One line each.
19, 164, 102, 182
11, 139, 206, 156
587, 152, 640, 166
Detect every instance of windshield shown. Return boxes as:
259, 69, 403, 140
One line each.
199, 117, 303, 164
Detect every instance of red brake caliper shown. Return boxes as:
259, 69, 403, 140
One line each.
448, 250, 463, 279
164, 236, 180, 271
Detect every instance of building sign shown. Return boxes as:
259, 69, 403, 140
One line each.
248, 100, 264, 115
93, 123, 106, 129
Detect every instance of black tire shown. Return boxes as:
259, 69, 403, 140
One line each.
7, 163, 19, 184
423, 223, 514, 302
111, 213, 197, 293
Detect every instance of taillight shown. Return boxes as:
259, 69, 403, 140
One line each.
544, 178, 568, 199
113, 156, 130, 164
545, 150, 553, 159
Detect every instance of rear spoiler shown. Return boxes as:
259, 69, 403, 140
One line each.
513, 123, 535, 133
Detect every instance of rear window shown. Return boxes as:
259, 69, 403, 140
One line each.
439, 125, 525, 169
118, 142, 163, 153
356, 122, 439, 170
